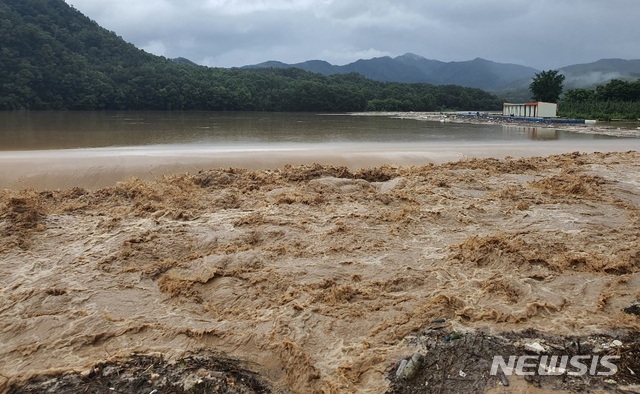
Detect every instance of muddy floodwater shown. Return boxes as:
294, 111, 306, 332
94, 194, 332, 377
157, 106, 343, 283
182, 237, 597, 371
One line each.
0, 111, 636, 190
0, 111, 625, 150
1, 112, 640, 393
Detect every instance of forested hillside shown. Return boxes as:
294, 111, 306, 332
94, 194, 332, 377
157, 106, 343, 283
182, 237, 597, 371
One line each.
0, 0, 502, 111
559, 79, 640, 120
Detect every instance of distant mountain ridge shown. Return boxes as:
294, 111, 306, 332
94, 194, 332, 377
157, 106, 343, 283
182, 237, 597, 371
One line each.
244, 55, 640, 93
244, 54, 540, 91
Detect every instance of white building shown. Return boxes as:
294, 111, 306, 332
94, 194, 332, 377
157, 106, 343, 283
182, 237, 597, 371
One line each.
503, 102, 558, 118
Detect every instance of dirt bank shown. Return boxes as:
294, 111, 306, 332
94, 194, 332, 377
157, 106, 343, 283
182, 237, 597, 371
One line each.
351, 112, 640, 138
1, 151, 640, 393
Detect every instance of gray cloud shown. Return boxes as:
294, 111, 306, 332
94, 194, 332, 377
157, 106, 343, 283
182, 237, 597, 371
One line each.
65, 0, 640, 69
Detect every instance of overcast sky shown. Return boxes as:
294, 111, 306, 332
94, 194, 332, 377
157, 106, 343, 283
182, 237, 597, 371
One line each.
64, 0, 639, 70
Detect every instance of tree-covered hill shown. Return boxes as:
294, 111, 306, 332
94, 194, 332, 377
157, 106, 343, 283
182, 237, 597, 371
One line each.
0, 0, 503, 111
559, 78, 640, 120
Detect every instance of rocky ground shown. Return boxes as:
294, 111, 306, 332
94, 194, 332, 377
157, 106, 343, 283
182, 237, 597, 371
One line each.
7, 355, 270, 394
386, 329, 640, 394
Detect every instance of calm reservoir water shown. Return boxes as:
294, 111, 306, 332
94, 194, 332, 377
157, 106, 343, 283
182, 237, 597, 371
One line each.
0, 111, 624, 151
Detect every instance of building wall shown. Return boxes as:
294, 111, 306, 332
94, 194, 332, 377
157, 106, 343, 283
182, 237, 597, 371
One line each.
503, 104, 521, 116
503, 104, 531, 117
537, 102, 558, 117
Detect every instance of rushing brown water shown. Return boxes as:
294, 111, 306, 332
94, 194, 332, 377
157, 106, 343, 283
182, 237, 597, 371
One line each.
2, 150, 640, 393
1, 112, 640, 393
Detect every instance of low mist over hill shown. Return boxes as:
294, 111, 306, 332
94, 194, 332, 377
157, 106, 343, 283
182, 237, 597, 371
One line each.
245, 54, 539, 91
245, 55, 640, 99
560, 59, 640, 87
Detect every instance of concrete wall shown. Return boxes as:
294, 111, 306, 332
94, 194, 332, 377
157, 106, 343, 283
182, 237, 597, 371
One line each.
537, 102, 558, 118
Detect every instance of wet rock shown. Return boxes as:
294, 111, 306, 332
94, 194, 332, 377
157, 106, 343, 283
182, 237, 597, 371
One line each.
624, 304, 640, 316
395, 359, 408, 378
80, 367, 97, 378
102, 366, 119, 377
524, 342, 546, 353
618, 384, 640, 393
496, 370, 510, 387
395, 352, 425, 380
181, 374, 203, 391
399, 352, 424, 380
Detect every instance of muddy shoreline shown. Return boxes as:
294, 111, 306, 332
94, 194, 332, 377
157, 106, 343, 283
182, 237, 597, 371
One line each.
350, 111, 640, 138
2, 151, 640, 393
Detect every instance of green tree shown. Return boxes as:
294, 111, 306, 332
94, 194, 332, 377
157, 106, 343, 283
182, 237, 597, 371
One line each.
562, 88, 594, 102
595, 79, 640, 101
529, 70, 565, 103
